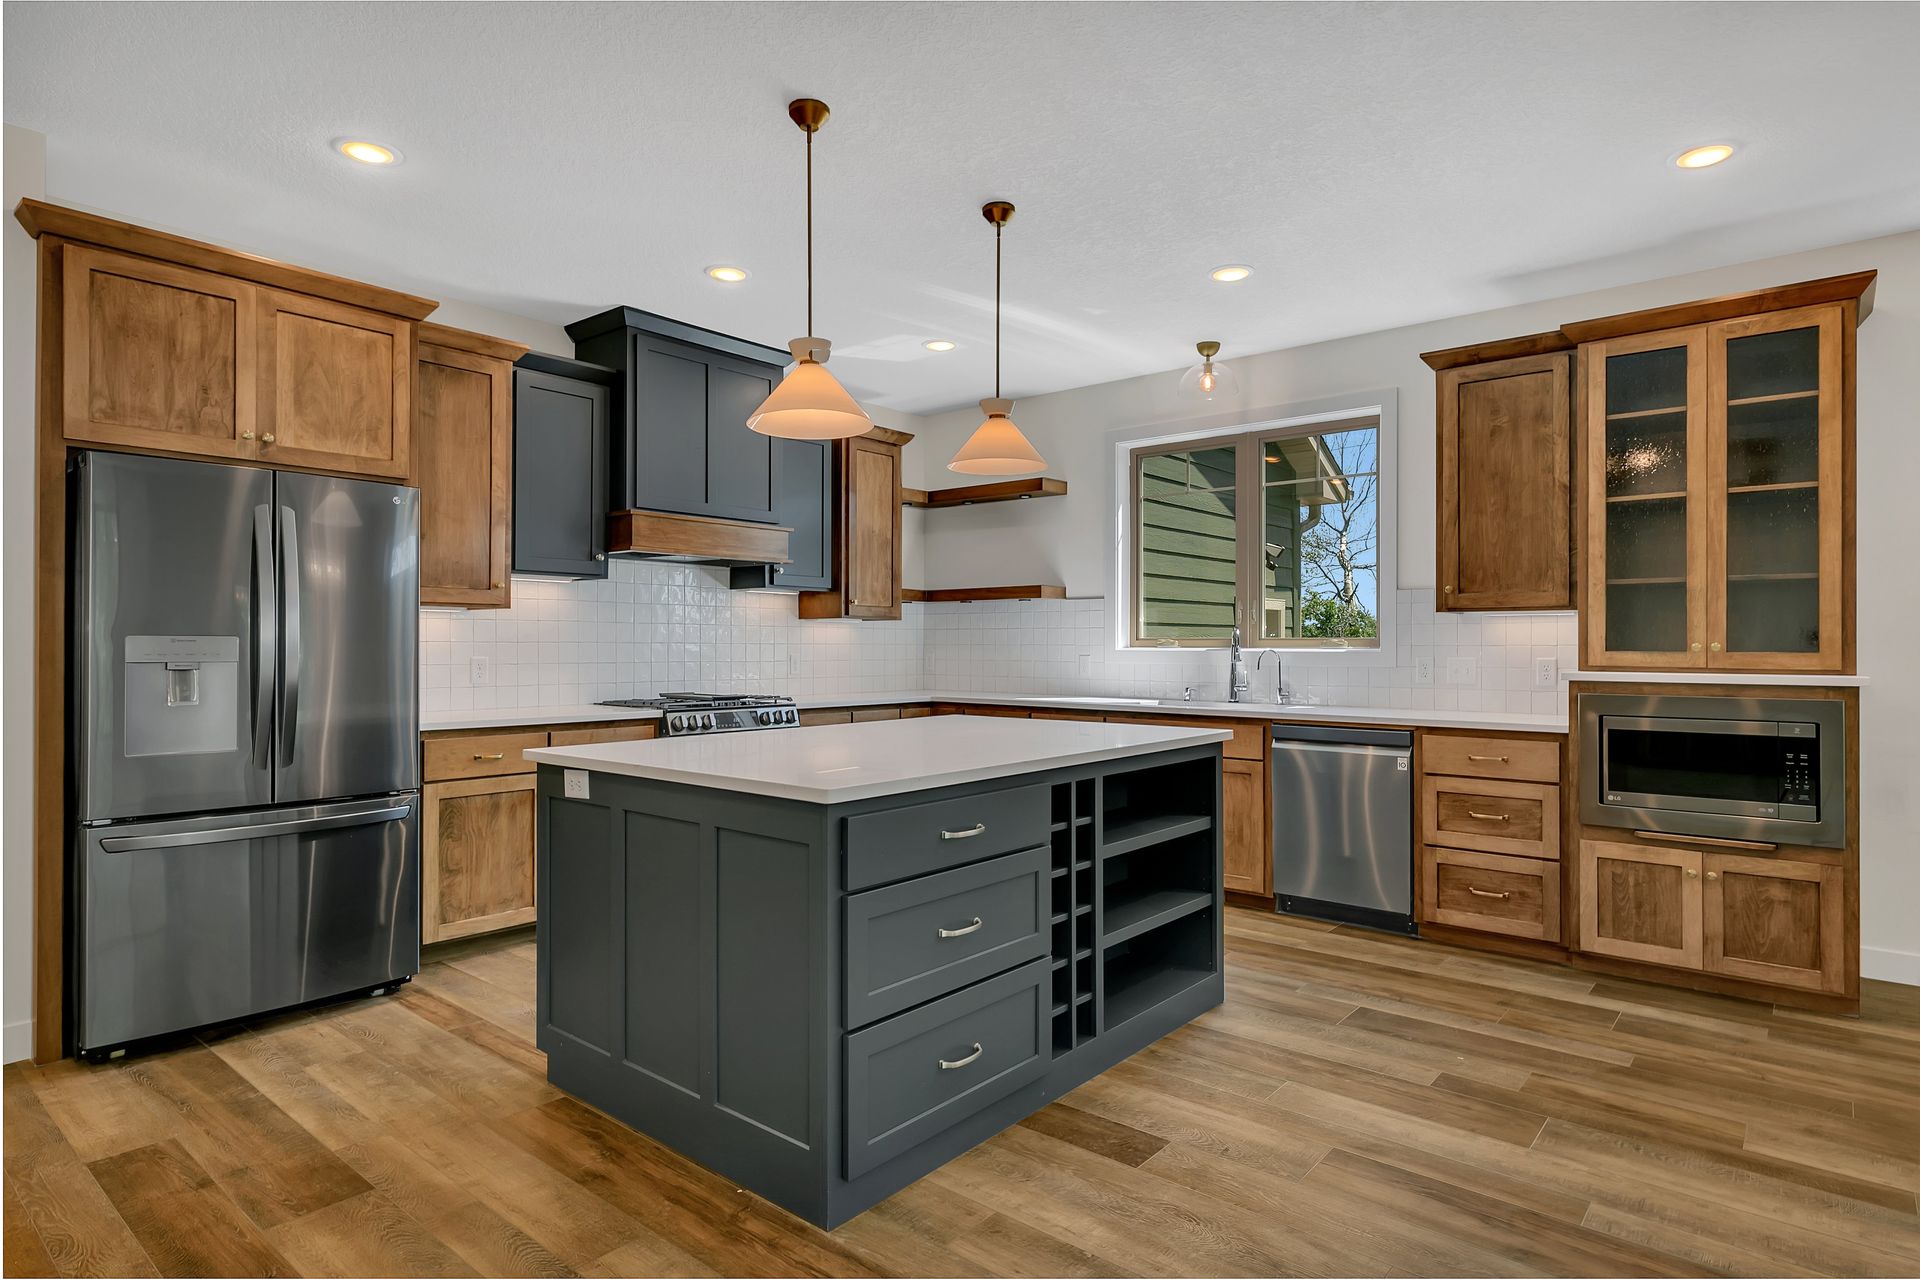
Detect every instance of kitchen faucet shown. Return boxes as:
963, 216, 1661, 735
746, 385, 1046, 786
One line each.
1228, 624, 1250, 703
1256, 649, 1290, 704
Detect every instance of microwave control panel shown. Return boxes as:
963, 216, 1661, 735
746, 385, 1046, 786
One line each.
1779, 723, 1819, 806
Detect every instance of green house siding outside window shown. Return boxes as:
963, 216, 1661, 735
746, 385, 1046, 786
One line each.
1131, 418, 1380, 648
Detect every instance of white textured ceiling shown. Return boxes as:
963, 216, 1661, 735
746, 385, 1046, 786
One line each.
8, 1, 1920, 413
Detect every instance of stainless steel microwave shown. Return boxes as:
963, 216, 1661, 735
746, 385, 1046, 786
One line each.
1578, 693, 1846, 848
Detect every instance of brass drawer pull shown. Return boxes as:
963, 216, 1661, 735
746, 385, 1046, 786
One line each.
940, 823, 987, 841
1466, 754, 1508, 763
1466, 810, 1510, 822
939, 1043, 984, 1070
1466, 886, 1511, 900
473, 752, 506, 761
938, 917, 984, 939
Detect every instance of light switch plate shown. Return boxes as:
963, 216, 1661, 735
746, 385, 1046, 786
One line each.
563, 769, 590, 800
1444, 655, 1477, 686
1533, 656, 1558, 689
469, 656, 492, 686
1076, 653, 1093, 677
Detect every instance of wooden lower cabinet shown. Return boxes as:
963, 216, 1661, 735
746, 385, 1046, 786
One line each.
1578, 840, 1703, 969
1422, 847, 1560, 942
1703, 853, 1846, 994
422, 775, 538, 944
1220, 757, 1269, 895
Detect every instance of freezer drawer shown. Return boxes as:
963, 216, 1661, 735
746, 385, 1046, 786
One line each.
77, 795, 420, 1052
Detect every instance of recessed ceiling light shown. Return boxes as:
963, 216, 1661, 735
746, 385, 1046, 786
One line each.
1674, 144, 1735, 170
705, 265, 749, 283
923, 340, 956, 352
334, 139, 398, 166
1210, 264, 1252, 283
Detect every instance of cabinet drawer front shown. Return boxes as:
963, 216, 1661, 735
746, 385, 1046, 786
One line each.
546, 723, 656, 747
844, 959, 1048, 1179
423, 731, 548, 781
1422, 777, 1560, 859
1422, 847, 1560, 942
1422, 733, 1560, 784
1109, 714, 1264, 760
845, 784, 1050, 890
845, 849, 1050, 1027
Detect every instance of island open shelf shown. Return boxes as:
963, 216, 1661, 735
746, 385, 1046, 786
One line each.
529, 716, 1226, 1229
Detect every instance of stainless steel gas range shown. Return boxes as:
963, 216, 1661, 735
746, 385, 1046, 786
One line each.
597, 692, 801, 737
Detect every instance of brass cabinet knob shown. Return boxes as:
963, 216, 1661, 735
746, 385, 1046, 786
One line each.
1443, 585, 1454, 595
1690, 642, 1703, 652
492, 581, 502, 589
1685, 868, 1699, 878
1710, 642, 1722, 652
241, 430, 255, 441
261, 433, 276, 444
1706, 870, 1719, 881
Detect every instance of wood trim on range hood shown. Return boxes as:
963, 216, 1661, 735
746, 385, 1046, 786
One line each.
607, 509, 793, 564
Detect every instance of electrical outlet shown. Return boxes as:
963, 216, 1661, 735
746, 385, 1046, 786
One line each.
469, 655, 492, 686
1444, 654, 1478, 686
1076, 653, 1093, 677
1413, 656, 1434, 687
1533, 656, 1558, 689
563, 769, 590, 800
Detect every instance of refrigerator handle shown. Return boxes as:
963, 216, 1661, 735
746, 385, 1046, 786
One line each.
278, 504, 301, 763
251, 504, 276, 769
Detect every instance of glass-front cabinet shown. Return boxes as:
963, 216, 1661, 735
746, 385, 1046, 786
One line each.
1583, 304, 1845, 672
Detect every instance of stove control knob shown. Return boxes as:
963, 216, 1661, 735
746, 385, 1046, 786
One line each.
701, 713, 716, 730
668, 715, 684, 732
756, 710, 772, 725
784, 708, 798, 724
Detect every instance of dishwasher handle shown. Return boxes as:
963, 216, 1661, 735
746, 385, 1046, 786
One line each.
1270, 739, 1412, 762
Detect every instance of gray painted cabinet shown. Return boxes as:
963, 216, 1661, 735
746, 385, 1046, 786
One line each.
536, 743, 1225, 1228
731, 435, 833, 592
512, 355, 612, 578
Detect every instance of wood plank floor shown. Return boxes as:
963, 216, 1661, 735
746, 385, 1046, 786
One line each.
9, 909, 1920, 1277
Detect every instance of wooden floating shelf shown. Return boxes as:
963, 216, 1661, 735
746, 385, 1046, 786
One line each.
899, 584, 1067, 604
902, 477, 1068, 508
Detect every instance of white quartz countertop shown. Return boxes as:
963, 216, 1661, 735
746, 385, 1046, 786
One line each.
423, 691, 1567, 734
524, 715, 1232, 803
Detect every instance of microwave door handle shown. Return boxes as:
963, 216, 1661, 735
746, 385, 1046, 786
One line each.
251, 504, 275, 770
278, 504, 301, 763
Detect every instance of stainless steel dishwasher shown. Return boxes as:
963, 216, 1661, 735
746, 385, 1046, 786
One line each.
1270, 725, 1415, 934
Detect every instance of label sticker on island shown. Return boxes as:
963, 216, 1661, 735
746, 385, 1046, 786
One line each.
563, 769, 590, 800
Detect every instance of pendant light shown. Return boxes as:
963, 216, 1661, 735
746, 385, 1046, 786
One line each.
746, 98, 872, 441
948, 201, 1046, 475
1179, 341, 1235, 401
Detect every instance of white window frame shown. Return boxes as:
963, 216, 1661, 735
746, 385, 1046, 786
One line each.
1108, 388, 1398, 662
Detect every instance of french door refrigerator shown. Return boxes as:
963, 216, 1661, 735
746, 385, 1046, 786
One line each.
71, 450, 421, 1056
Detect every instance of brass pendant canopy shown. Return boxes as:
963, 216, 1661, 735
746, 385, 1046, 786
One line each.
948, 200, 1047, 475
747, 98, 872, 441
1179, 339, 1235, 402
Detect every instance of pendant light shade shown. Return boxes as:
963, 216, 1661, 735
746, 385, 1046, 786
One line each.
747, 338, 871, 439
949, 397, 1047, 474
948, 201, 1045, 476
748, 99, 871, 441
1179, 340, 1236, 401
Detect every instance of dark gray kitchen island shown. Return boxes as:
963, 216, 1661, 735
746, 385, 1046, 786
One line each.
527, 714, 1228, 1228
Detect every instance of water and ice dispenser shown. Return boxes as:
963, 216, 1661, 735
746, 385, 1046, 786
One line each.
122, 636, 240, 758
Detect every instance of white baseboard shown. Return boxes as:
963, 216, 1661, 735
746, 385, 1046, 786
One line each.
3, 1018, 32, 1064
1862, 946, 1920, 987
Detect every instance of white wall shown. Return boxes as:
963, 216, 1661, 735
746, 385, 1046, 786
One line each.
4, 126, 48, 1062
911, 230, 1920, 984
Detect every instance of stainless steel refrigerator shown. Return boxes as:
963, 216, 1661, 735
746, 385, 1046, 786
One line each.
71, 450, 421, 1056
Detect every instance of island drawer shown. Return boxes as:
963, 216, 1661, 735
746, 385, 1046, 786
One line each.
844, 958, 1049, 1179
845, 848, 1050, 1027
1421, 776, 1561, 860
844, 784, 1050, 890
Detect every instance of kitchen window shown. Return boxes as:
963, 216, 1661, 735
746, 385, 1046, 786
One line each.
1128, 414, 1383, 649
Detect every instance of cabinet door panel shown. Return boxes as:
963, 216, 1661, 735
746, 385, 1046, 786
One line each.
1583, 329, 1709, 669
1578, 840, 1701, 969
1704, 854, 1844, 993
847, 436, 901, 619
770, 437, 832, 590
1439, 352, 1571, 610
61, 245, 257, 458
629, 340, 709, 514
514, 368, 610, 577
417, 344, 511, 606
258, 290, 410, 477
423, 775, 537, 943
1220, 757, 1269, 895
1707, 306, 1844, 672
706, 361, 778, 521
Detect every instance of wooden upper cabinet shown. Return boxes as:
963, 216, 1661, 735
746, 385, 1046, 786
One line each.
1433, 349, 1572, 610
800, 426, 912, 621
24, 199, 436, 481
257, 289, 413, 478
414, 324, 527, 607
60, 245, 257, 458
